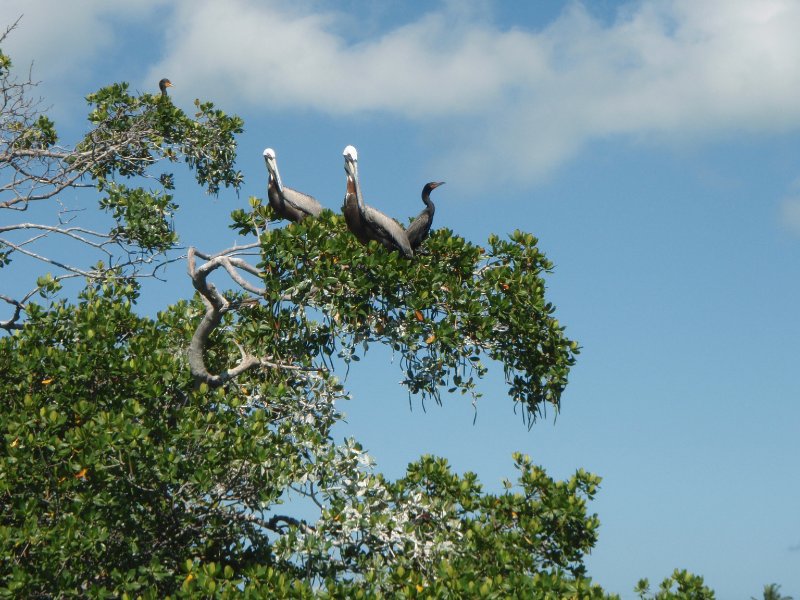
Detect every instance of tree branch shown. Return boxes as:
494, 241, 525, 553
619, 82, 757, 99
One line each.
186, 246, 322, 387
0, 294, 24, 330
0, 238, 93, 276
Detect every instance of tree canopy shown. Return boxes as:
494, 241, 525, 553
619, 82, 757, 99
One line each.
0, 30, 730, 598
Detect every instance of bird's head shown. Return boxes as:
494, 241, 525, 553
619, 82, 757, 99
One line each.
343, 145, 359, 178
343, 145, 364, 206
263, 148, 283, 192
424, 181, 445, 195
343, 145, 358, 164
158, 78, 173, 94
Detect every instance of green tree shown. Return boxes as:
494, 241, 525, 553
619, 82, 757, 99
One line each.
0, 33, 715, 598
752, 584, 793, 600
635, 570, 716, 600
0, 20, 242, 331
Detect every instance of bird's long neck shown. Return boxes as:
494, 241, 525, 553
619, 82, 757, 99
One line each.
352, 173, 366, 214
421, 188, 435, 213
268, 163, 283, 194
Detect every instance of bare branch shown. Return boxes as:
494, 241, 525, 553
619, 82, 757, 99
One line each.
0, 16, 23, 46
0, 222, 115, 252
1, 31, 244, 328
194, 498, 316, 536
0, 238, 93, 276
194, 253, 267, 297
265, 514, 316, 535
186, 246, 322, 387
191, 242, 261, 261
0, 68, 181, 317
0, 294, 24, 330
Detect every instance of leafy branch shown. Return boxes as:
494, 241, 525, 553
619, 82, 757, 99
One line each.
0, 30, 243, 329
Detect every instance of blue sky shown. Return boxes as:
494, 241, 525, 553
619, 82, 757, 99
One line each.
3, 0, 800, 596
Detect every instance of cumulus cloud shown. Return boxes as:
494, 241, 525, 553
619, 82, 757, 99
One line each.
7, 0, 800, 186
146, 0, 539, 117
142, 0, 800, 186
2, 0, 167, 84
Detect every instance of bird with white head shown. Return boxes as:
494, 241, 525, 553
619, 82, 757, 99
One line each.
263, 147, 324, 222
342, 145, 413, 258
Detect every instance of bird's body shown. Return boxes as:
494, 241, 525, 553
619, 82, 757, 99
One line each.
406, 181, 444, 250
360, 203, 413, 258
342, 177, 370, 245
267, 183, 324, 222
158, 78, 173, 96
342, 146, 413, 258
263, 148, 324, 222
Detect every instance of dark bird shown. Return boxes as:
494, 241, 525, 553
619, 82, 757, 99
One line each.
342, 145, 413, 258
406, 181, 444, 250
263, 148, 324, 222
158, 78, 173, 96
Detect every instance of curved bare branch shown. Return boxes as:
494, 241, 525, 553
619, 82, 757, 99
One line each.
0, 294, 24, 330
186, 246, 321, 387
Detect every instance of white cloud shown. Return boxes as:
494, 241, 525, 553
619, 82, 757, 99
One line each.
147, 0, 541, 117
7, 0, 800, 187
142, 0, 800, 186
2, 1, 167, 83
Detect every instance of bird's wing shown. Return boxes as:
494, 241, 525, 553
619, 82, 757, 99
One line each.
363, 205, 413, 257
283, 187, 324, 217
406, 210, 432, 248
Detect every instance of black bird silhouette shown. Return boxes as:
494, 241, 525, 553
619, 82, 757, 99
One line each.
406, 181, 444, 250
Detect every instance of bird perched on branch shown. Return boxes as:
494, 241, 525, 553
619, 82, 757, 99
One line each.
158, 78, 173, 96
406, 181, 444, 250
342, 145, 413, 258
263, 148, 324, 222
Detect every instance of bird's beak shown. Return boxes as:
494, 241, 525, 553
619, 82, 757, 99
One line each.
434, 181, 445, 189
354, 164, 366, 209
265, 155, 283, 192
166, 81, 174, 88
345, 157, 364, 208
